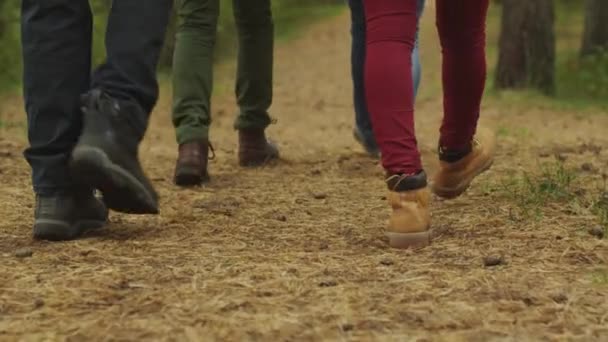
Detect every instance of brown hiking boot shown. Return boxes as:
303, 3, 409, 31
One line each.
238, 128, 279, 167
431, 130, 495, 199
174, 141, 212, 186
385, 171, 431, 249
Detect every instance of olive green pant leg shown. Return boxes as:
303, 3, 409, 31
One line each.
232, 0, 274, 131
172, 0, 219, 144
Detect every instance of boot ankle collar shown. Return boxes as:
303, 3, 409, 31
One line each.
438, 143, 473, 163
386, 171, 427, 192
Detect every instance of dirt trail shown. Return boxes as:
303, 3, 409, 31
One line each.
1, 10, 608, 341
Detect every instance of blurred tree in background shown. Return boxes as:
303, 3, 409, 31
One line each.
1, 0, 605, 104
495, 0, 555, 95
494, 0, 608, 103
580, 0, 608, 57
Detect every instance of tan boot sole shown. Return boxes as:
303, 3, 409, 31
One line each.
386, 230, 431, 249
432, 157, 494, 199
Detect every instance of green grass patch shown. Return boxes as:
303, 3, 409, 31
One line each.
588, 178, 608, 238
591, 269, 608, 286
500, 162, 578, 220
495, 124, 531, 139
497, 161, 608, 238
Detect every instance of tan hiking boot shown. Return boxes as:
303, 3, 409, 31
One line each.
385, 172, 431, 249
431, 130, 495, 199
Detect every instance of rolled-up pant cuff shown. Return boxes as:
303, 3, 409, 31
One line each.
176, 125, 210, 145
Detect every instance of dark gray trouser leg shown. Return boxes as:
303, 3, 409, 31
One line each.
21, 0, 93, 195
91, 0, 173, 139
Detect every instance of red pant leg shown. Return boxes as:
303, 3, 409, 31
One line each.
364, 0, 420, 175
436, 0, 490, 150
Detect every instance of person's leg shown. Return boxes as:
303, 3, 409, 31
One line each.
91, 1, 172, 116
233, 0, 279, 167
71, 0, 172, 214
173, 0, 219, 146
365, 0, 419, 175
172, 0, 219, 186
432, 0, 495, 199
351, 0, 423, 157
348, 0, 379, 156
412, 0, 425, 95
21, 0, 107, 241
437, 0, 488, 151
411, 41, 421, 100
21, 0, 92, 195
363, 0, 430, 249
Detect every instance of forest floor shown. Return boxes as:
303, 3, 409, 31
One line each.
1, 7, 608, 341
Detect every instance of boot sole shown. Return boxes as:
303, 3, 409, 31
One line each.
238, 158, 277, 167
432, 157, 494, 200
238, 152, 280, 167
174, 165, 210, 187
71, 146, 159, 214
386, 230, 431, 249
33, 218, 107, 241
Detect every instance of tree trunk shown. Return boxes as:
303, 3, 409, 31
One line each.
495, 0, 555, 95
580, 0, 608, 57
495, 0, 528, 90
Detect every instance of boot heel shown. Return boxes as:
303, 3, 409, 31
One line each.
71, 146, 158, 214
386, 230, 431, 249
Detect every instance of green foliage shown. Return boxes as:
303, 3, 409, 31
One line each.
90, 0, 112, 67
557, 49, 608, 105
0, 0, 344, 90
0, 0, 21, 91
0, 0, 112, 91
